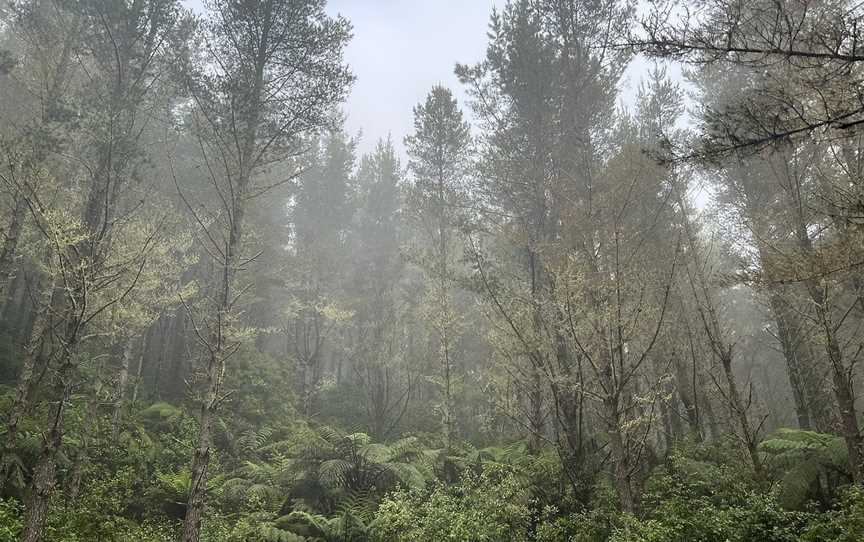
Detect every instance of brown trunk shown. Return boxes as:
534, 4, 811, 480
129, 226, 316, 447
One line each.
606, 396, 637, 514
674, 329, 702, 440
181, 350, 221, 542
719, 351, 764, 479
18, 452, 55, 542
0, 195, 26, 300
767, 290, 812, 429
111, 338, 139, 439
793, 207, 863, 482
19, 315, 79, 542
182, 54, 262, 539
815, 298, 864, 482
673, 175, 763, 476
0, 281, 53, 492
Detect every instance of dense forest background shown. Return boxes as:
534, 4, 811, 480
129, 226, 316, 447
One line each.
1, 0, 864, 540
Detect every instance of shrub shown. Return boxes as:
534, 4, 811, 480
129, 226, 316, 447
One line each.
373, 464, 535, 542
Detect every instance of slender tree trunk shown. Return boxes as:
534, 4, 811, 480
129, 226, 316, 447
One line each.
719, 350, 764, 479
182, 68, 261, 539
814, 296, 863, 482
19, 309, 81, 542
605, 395, 637, 514
111, 337, 140, 439
674, 322, 702, 440
0, 195, 26, 301
766, 289, 812, 429
67, 360, 104, 503
131, 338, 147, 406
673, 176, 763, 478
792, 207, 864, 482
0, 280, 53, 492
181, 349, 221, 542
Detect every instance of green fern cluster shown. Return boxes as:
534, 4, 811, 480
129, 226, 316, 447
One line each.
759, 429, 848, 509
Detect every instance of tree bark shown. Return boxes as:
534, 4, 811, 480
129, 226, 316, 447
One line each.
0, 195, 26, 301
19, 308, 81, 542
0, 280, 53, 492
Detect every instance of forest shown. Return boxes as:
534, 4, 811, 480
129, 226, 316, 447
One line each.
0, 0, 864, 540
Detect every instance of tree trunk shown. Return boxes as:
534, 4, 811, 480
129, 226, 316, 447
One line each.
19, 312, 80, 542
719, 351, 764, 480
181, 350, 221, 542
0, 281, 53, 492
605, 396, 638, 514
0, 195, 26, 301
767, 290, 812, 430
112, 338, 140, 439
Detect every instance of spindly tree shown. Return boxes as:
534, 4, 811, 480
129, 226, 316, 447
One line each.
405, 86, 471, 450
177, 1, 352, 539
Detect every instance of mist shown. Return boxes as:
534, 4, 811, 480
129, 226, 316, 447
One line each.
0, 1, 863, 541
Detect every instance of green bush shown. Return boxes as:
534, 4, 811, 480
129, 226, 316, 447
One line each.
0, 498, 21, 542
373, 465, 535, 542
799, 485, 864, 541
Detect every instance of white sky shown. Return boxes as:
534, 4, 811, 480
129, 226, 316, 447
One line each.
324, 0, 506, 158
326, 0, 655, 159
186, 1, 663, 160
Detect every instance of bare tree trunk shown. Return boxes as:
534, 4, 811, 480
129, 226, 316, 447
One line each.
130, 338, 147, 406
182, 63, 261, 537
0, 195, 26, 301
791, 206, 864, 481
181, 349, 221, 542
111, 338, 140, 439
605, 395, 637, 514
674, 322, 703, 440
19, 310, 81, 542
673, 175, 764, 479
766, 290, 812, 430
719, 350, 764, 478
18, 454, 54, 542
814, 296, 863, 482
0, 280, 53, 492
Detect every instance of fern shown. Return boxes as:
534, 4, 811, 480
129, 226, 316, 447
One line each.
275, 510, 369, 542
759, 428, 848, 509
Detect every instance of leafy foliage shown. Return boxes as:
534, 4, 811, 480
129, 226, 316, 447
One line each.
759, 429, 849, 509
373, 465, 535, 542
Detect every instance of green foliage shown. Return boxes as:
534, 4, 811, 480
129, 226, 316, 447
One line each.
0, 499, 21, 542
275, 510, 369, 542
759, 429, 848, 509
373, 464, 535, 542
799, 485, 864, 541
43, 468, 178, 542
288, 425, 432, 516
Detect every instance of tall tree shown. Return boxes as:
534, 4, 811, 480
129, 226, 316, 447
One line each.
177, 1, 352, 539
405, 86, 471, 450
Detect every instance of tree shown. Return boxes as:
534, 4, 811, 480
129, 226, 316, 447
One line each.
635, 0, 864, 161
285, 126, 356, 417
345, 138, 416, 441
405, 86, 471, 450
0, 2, 186, 539
458, 0, 634, 504
176, 1, 352, 539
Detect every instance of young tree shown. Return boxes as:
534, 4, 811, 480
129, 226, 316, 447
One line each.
405, 86, 471, 450
177, 2, 352, 539
458, 0, 632, 499
2, 2, 186, 539
346, 138, 416, 440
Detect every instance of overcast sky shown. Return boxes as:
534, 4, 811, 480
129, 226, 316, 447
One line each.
324, 0, 505, 158
325, 1, 659, 159
186, 1, 658, 161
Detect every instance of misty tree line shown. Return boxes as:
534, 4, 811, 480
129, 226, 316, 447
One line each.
0, 0, 863, 541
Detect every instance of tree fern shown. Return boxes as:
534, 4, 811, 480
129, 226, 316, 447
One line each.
759, 428, 849, 509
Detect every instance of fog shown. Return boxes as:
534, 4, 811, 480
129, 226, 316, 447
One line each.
1, 1, 862, 541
